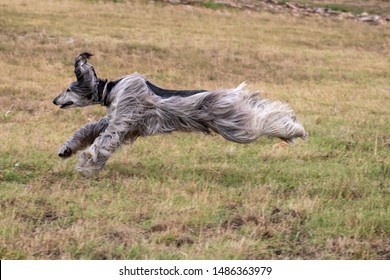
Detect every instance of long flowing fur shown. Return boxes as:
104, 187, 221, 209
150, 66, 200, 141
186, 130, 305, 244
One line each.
77, 74, 306, 175
53, 54, 307, 176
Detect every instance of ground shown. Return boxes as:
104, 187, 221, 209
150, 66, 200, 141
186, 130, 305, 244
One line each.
0, 0, 389, 259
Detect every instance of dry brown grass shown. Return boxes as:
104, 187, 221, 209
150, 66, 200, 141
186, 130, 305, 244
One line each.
0, 0, 389, 259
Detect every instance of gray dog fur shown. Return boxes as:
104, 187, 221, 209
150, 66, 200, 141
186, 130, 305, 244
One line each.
53, 53, 307, 176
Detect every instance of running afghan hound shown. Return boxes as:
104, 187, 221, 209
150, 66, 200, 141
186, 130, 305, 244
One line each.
53, 53, 307, 176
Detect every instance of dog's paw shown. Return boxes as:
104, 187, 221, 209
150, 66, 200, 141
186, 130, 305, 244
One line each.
76, 150, 104, 177
58, 145, 72, 158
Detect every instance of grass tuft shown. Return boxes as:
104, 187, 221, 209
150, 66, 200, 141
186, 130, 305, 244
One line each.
201, 0, 226, 10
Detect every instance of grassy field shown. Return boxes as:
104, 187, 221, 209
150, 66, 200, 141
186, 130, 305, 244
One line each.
0, 0, 389, 259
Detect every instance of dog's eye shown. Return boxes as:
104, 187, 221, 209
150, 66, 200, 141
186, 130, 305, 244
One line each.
66, 88, 71, 92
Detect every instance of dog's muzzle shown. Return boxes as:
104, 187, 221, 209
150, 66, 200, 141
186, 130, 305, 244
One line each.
53, 96, 74, 109
53, 96, 59, 105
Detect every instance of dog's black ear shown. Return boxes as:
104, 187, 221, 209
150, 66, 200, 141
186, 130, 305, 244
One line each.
78, 52, 93, 61
73, 52, 97, 96
74, 52, 96, 81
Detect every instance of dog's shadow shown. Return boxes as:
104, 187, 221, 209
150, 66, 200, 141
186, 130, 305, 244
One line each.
106, 160, 251, 188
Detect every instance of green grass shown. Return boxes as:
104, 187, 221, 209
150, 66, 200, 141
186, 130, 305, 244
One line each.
320, 3, 362, 13
201, 0, 226, 10
300, 0, 390, 15
0, 0, 389, 259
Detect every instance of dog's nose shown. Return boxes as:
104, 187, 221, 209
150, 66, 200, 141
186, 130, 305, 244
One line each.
53, 97, 58, 105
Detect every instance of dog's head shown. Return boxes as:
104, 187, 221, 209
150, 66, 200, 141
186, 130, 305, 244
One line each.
53, 52, 99, 109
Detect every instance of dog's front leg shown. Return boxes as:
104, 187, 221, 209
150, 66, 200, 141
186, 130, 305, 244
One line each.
76, 124, 134, 176
58, 117, 109, 158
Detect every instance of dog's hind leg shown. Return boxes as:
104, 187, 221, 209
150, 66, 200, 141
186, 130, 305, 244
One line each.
76, 124, 133, 176
58, 117, 109, 158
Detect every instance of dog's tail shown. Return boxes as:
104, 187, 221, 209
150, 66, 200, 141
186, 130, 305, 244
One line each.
203, 83, 308, 144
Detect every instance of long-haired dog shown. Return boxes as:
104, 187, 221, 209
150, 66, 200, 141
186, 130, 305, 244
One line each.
53, 53, 307, 176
